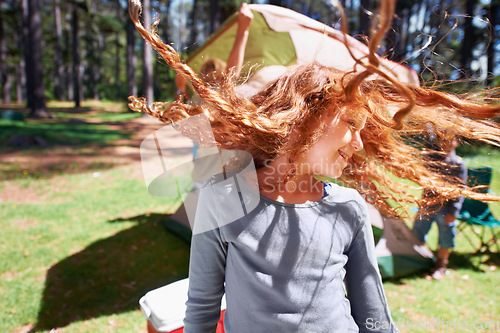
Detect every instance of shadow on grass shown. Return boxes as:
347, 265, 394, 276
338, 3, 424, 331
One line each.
448, 250, 500, 272
34, 214, 190, 332
393, 253, 499, 285
383, 251, 499, 285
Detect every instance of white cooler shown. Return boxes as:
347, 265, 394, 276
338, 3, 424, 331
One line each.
139, 278, 226, 333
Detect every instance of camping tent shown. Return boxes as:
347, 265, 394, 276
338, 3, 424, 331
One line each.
187, 4, 419, 96
367, 204, 434, 279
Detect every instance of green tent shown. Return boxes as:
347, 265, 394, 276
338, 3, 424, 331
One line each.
187, 8, 295, 78
187, 4, 419, 91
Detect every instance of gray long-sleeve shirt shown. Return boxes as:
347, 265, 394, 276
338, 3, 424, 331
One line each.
184, 182, 398, 333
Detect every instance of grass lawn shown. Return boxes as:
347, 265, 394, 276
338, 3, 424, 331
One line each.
1, 103, 499, 332
1, 166, 188, 333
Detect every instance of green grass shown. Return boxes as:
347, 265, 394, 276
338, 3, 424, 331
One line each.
93, 112, 141, 122
0, 102, 140, 149
0, 103, 189, 332
44, 111, 141, 123
0, 105, 499, 332
384, 264, 500, 333
0, 168, 188, 333
377, 146, 500, 333
46, 100, 130, 112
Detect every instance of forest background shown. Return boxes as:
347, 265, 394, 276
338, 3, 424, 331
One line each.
2, 0, 500, 117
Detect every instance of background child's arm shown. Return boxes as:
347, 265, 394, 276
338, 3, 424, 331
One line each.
445, 157, 468, 222
226, 3, 253, 79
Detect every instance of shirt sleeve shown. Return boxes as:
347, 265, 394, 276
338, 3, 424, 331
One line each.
183, 204, 227, 332
344, 200, 399, 333
446, 159, 467, 217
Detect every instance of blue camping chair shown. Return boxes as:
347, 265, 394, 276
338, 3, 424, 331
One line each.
457, 167, 500, 254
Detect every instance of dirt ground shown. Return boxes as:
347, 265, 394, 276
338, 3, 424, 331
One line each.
0, 116, 194, 203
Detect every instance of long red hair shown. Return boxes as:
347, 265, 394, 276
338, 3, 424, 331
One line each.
127, 0, 500, 216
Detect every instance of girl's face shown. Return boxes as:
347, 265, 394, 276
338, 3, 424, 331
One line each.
296, 110, 366, 179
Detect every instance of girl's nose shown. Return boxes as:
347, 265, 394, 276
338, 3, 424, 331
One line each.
351, 131, 364, 151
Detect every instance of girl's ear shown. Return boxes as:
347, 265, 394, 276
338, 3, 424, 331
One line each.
289, 127, 304, 145
291, 127, 301, 136
281, 126, 303, 154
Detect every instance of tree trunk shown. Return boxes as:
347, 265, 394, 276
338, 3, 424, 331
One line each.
164, 0, 173, 95
487, 4, 498, 85
86, 32, 99, 100
460, 0, 476, 79
269, 0, 282, 6
15, 25, 25, 104
114, 1, 122, 100
66, 61, 73, 101
126, 15, 136, 98
21, 0, 32, 108
86, 0, 102, 102
0, 0, 11, 104
72, 5, 82, 107
209, 0, 220, 34
384, 0, 398, 59
23, 0, 51, 117
0, 0, 4, 100
16, 61, 24, 104
95, 34, 105, 100
153, 0, 164, 99
64, 11, 73, 101
53, 0, 64, 100
359, 0, 371, 38
115, 37, 122, 100
395, 7, 410, 63
141, 0, 153, 105
386, 1, 411, 62
188, 0, 198, 51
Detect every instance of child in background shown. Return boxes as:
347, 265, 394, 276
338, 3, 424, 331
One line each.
128, 0, 500, 331
413, 131, 467, 280
175, 2, 253, 101
173, 3, 253, 190
175, 2, 253, 177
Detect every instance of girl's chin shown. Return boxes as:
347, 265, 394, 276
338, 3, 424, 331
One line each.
323, 173, 342, 180
318, 169, 343, 180
310, 161, 346, 180
322, 164, 345, 179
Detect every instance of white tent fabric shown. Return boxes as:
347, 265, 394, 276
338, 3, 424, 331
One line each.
234, 5, 419, 97
254, 4, 419, 85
